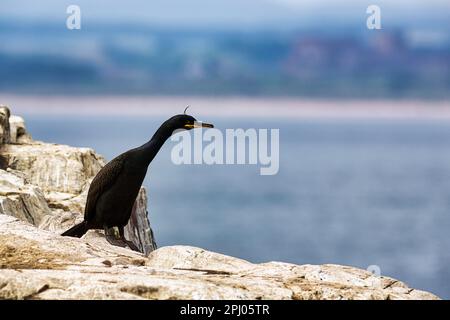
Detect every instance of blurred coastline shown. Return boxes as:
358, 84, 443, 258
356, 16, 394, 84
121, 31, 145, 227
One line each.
1, 20, 448, 99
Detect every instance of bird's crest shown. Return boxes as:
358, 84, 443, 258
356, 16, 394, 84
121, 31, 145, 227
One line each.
184, 105, 190, 115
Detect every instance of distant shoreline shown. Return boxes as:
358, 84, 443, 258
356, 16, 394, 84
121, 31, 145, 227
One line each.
2, 95, 450, 120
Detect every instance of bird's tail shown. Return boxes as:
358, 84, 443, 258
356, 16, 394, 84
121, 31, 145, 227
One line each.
61, 221, 89, 238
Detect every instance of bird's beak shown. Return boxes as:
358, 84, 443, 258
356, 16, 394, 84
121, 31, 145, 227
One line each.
184, 121, 214, 129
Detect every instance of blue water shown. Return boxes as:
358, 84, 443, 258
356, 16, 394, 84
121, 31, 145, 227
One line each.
26, 115, 450, 299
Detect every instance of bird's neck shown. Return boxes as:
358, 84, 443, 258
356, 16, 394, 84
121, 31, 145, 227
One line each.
138, 125, 173, 165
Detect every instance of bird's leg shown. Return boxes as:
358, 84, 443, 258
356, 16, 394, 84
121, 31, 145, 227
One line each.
104, 226, 120, 239
104, 226, 127, 248
118, 226, 141, 253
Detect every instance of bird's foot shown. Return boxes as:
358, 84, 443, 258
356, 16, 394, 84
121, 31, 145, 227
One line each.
104, 226, 128, 248
104, 226, 140, 252
104, 226, 121, 239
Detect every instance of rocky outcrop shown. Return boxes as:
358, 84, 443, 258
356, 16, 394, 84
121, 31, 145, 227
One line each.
1, 143, 105, 195
0, 106, 11, 144
0, 214, 439, 300
0, 169, 52, 226
124, 188, 157, 255
9, 115, 32, 144
0, 105, 156, 254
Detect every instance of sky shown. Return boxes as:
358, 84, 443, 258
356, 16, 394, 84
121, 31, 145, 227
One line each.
0, 0, 449, 30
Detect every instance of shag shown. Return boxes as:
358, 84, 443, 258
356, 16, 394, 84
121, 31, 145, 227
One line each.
61, 112, 213, 245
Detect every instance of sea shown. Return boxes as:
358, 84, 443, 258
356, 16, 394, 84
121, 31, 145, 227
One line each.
24, 113, 450, 299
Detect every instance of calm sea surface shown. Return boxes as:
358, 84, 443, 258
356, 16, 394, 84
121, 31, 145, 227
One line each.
25, 115, 450, 299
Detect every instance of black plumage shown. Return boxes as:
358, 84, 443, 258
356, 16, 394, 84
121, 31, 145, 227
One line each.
62, 113, 213, 242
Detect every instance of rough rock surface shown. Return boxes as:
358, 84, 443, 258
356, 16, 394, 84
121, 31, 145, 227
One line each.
0, 169, 52, 226
0, 106, 11, 144
0, 105, 156, 254
124, 188, 157, 255
1, 142, 105, 195
9, 115, 32, 144
0, 214, 439, 300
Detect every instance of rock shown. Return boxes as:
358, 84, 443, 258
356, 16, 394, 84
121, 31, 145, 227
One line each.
0, 169, 52, 226
38, 209, 84, 234
0, 142, 105, 195
44, 189, 89, 215
0, 105, 11, 144
0, 214, 440, 300
9, 115, 32, 144
124, 188, 157, 255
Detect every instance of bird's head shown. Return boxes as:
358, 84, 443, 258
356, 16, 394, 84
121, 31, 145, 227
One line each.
164, 106, 214, 133
144, 108, 214, 161
168, 114, 214, 131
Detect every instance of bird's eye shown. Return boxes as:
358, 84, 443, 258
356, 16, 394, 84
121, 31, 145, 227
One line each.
183, 121, 195, 129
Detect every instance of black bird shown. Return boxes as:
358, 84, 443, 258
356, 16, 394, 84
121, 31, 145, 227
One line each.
62, 113, 214, 244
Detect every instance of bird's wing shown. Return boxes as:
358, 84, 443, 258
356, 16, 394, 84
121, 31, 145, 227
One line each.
84, 152, 127, 222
